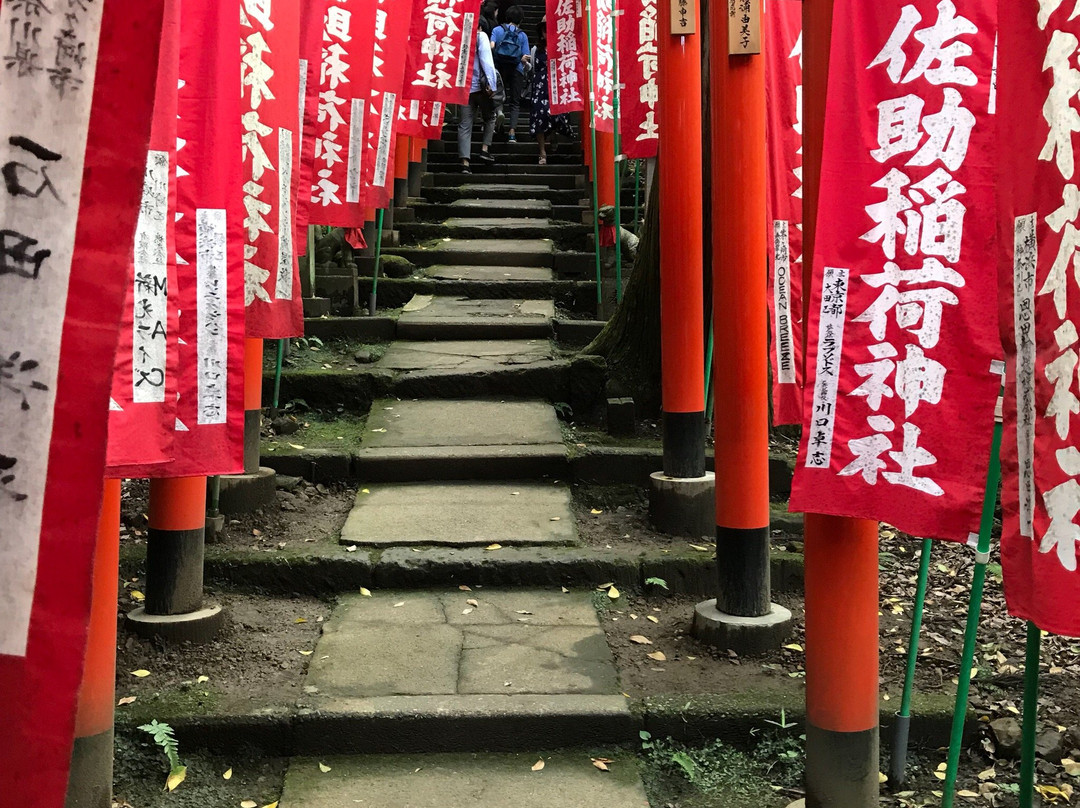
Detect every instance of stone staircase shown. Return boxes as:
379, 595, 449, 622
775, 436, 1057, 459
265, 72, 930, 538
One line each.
279, 124, 652, 805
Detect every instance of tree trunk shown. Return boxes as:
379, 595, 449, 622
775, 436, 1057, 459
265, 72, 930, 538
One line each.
581, 170, 662, 414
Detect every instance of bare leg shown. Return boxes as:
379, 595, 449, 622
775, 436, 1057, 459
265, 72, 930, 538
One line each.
537, 132, 547, 164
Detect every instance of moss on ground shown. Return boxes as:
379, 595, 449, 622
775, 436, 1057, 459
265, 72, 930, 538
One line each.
262, 413, 369, 456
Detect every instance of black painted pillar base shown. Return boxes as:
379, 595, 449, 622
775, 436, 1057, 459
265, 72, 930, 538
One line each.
662, 410, 706, 478
64, 729, 112, 808
805, 723, 880, 808
716, 525, 772, 617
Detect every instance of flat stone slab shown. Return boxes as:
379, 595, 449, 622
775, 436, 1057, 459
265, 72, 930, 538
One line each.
307, 590, 617, 702
339, 482, 576, 547
444, 217, 551, 229
449, 198, 552, 215
421, 264, 554, 282
372, 339, 557, 377
363, 399, 562, 448
400, 295, 554, 320
439, 238, 553, 255
280, 752, 651, 808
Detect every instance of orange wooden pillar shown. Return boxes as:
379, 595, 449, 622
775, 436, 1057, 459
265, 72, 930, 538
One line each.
393, 134, 410, 208
408, 137, 427, 197
802, 0, 880, 804
243, 337, 263, 473
656, 0, 705, 479
65, 480, 121, 808
595, 130, 615, 208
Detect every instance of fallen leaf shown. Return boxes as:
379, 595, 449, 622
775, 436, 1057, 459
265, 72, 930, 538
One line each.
459, 585, 472, 591
647, 651, 667, 661
117, 696, 137, 706
532, 760, 545, 772
462, 608, 474, 615
197, 675, 209, 683
592, 760, 610, 772
131, 669, 151, 678
646, 616, 659, 624
629, 635, 653, 645
393, 601, 405, 608
262, 803, 279, 808
597, 582, 614, 590
299, 650, 313, 656
878, 772, 887, 784
345, 545, 358, 553
466, 599, 479, 607
361, 488, 370, 494
130, 590, 145, 602
360, 587, 372, 597
166, 767, 187, 792
784, 643, 804, 652
241, 801, 258, 808
590, 509, 603, 515
957, 790, 979, 799
486, 544, 503, 551
561, 587, 569, 593
319, 762, 332, 773
689, 544, 711, 552
608, 586, 620, 600
295, 617, 308, 624
288, 444, 305, 450
549, 517, 561, 522
515, 610, 533, 615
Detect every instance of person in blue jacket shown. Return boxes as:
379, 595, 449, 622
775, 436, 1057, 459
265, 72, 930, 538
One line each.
491, 6, 531, 143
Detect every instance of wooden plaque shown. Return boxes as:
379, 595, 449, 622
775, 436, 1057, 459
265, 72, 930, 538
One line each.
727, 0, 761, 54
669, 0, 696, 35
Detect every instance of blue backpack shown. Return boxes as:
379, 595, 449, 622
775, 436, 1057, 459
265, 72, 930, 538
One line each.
493, 25, 524, 70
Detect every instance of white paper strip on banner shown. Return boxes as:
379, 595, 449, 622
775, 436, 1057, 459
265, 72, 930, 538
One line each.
804, 266, 850, 471
276, 127, 294, 300
195, 208, 228, 426
132, 150, 172, 404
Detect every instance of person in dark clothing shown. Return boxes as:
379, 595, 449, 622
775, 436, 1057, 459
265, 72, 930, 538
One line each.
491, 5, 530, 142
479, 0, 498, 36
528, 16, 574, 165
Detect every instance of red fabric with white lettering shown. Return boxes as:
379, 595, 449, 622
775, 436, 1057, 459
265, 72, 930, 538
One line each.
789, 0, 1001, 542
765, 0, 804, 425
294, 0, 332, 252
998, 4, 1080, 635
308, 0, 379, 226
160, 0, 246, 478
363, 0, 415, 209
618, 0, 658, 158
402, 0, 481, 105
589, 0, 614, 132
547, 0, 585, 115
398, 99, 445, 138
241, 0, 304, 338
106, 1, 180, 476
0, 1, 163, 803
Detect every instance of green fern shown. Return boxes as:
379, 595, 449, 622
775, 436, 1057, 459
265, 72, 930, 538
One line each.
138, 720, 186, 790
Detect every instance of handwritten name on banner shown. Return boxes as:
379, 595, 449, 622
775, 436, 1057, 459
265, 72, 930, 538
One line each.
789, 0, 1001, 542
765, 0, 803, 425
590, 0, 615, 131
362, 0, 413, 209
619, 0, 659, 158
998, 3, 1080, 636
547, 0, 585, 114
403, 0, 480, 106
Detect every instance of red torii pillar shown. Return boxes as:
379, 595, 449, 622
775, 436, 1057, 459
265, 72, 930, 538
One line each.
802, 0, 880, 804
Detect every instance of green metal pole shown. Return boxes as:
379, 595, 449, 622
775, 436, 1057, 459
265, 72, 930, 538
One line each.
889, 536, 933, 787
307, 225, 316, 298
271, 338, 285, 416
611, 6, 623, 303
703, 323, 714, 425
1018, 622, 1042, 808
584, 0, 603, 310
633, 159, 641, 235
369, 209, 385, 316
941, 411, 1004, 808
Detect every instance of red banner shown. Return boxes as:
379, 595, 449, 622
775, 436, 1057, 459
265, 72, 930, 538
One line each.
240, 0, 304, 338
589, 0, 614, 132
618, 0, 658, 158
309, 0, 378, 226
402, 0, 480, 105
398, 98, 446, 138
107, 3, 181, 476
548, 0, 585, 114
789, 0, 1001, 542
363, 0, 415, 209
295, 0, 332, 253
765, 0, 804, 425
0, 0, 164, 802
998, 4, 1080, 635
162, 0, 247, 478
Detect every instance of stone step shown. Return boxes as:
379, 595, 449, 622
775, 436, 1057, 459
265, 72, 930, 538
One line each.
397, 220, 587, 248
280, 752, 649, 808
355, 396, 567, 481
430, 162, 585, 177
421, 264, 554, 282
429, 172, 582, 190
422, 183, 585, 204
428, 150, 583, 166
448, 197, 553, 217
290, 589, 634, 754
398, 295, 555, 340
339, 481, 576, 547
384, 238, 554, 268
428, 139, 583, 158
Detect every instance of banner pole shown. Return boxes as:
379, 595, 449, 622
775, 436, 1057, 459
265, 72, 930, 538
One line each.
941, 404, 1003, 808
307, 224, 316, 297
271, 338, 285, 417
1018, 621, 1042, 808
584, 0, 603, 311
633, 158, 642, 235
704, 321, 714, 425
889, 536, 933, 788
612, 5, 623, 302
370, 208, 385, 316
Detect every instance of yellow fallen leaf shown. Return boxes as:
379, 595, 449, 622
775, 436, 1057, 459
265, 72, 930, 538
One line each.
590, 509, 603, 515
466, 598, 479, 607
295, 617, 308, 623
977, 767, 996, 781
223, 768, 233, 780
608, 586, 620, 599
689, 544, 711, 552
393, 601, 405, 608
957, 790, 980, 799
131, 669, 151, 678
784, 644, 804, 652
459, 585, 472, 591
878, 772, 887, 784
319, 762, 332, 773
532, 760, 545, 772
1064, 759, 1080, 776
299, 650, 313, 656
592, 760, 609, 772
197, 675, 209, 683
629, 635, 653, 645
166, 766, 187, 792
647, 651, 667, 662
360, 587, 372, 597
646, 616, 659, 624
561, 587, 570, 593
288, 443, 305, 450
262, 803, 279, 808
130, 590, 145, 602
362, 488, 370, 494
241, 801, 258, 808
486, 544, 502, 551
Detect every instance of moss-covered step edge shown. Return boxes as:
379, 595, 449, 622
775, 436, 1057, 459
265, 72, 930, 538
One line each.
112, 689, 971, 758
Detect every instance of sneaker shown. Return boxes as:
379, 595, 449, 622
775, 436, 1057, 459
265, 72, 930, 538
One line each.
477, 151, 495, 164
508, 132, 517, 143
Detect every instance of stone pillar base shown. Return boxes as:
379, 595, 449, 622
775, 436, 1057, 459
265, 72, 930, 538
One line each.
217, 467, 276, 515
648, 471, 715, 538
691, 599, 793, 655
126, 605, 224, 644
